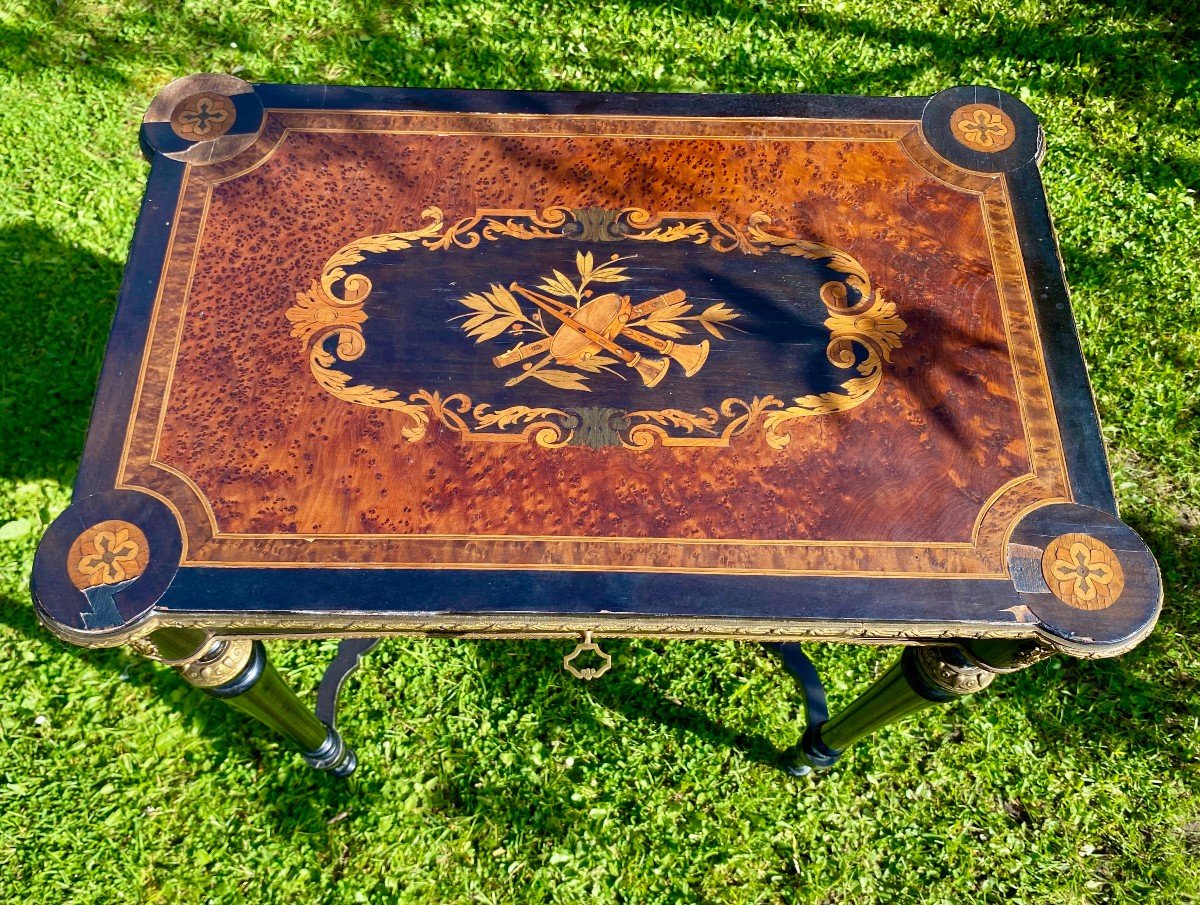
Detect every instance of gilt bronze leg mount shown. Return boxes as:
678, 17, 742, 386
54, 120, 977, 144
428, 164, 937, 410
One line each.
141, 627, 358, 777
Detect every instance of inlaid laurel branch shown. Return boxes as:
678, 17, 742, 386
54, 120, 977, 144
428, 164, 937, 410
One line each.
451, 251, 742, 392
286, 207, 906, 449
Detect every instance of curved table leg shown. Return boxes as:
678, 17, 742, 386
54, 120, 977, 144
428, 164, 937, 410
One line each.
764, 643, 830, 776
315, 638, 381, 728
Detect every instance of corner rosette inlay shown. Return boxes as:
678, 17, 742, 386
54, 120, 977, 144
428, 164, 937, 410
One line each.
69, 520, 149, 591
950, 103, 1016, 153
1041, 533, 1125, 610
170, 93, 236, 141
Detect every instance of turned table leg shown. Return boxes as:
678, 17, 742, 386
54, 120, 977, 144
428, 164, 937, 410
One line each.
780, 639, 1049, 774
143, 628, 357, 776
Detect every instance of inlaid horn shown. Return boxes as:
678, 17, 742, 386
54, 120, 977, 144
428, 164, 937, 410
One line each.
663, 339, 710, 377
510, 283, 672, 389
621, 327, 711, 377
631, 352, 671, 388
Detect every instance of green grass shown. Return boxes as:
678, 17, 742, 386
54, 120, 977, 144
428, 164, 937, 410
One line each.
1, 0, 1198, 901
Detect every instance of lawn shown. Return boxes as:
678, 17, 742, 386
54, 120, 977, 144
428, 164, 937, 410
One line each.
1, 0, 1198, 901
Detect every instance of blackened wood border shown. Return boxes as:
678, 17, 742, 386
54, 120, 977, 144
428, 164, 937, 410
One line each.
34, 81, 1152, 659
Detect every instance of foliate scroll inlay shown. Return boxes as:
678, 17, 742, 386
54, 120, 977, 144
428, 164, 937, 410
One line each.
287, 207, 906, 450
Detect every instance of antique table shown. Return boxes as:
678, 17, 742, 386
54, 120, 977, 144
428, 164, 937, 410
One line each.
32, 75, 1161, 777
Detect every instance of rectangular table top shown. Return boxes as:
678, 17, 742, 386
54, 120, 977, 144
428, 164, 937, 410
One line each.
32, 77, 1161, 659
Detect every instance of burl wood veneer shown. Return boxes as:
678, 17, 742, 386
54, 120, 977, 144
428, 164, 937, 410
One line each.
32, 78, 1159, 664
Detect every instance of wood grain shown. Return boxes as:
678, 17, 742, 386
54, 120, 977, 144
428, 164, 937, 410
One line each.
115, 111, 1070, 574
67, 520, 149, 590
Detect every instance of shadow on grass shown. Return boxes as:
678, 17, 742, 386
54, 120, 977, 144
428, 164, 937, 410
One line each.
0, 584, 274, 772
3, 555, 1196, 843
2, 0, 1197, 845
3, 0, 1197, 114
478, 638, 786, 768
0, 11, 254, 88
0, 224, 120, 483
662, 0, 1199, 116
1015, 504, 1199, 767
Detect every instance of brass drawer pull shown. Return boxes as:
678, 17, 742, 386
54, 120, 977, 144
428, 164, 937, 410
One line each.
563, 631, 611, 681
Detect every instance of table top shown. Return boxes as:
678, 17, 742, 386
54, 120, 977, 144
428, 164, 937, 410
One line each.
32, 75, 1160, 658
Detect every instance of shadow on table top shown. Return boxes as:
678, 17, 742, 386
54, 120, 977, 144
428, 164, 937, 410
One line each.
1, 210, 1197, 840
2, 0, 1197, 847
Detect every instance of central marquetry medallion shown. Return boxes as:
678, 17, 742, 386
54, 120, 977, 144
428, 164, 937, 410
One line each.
288, 207, 905, 450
